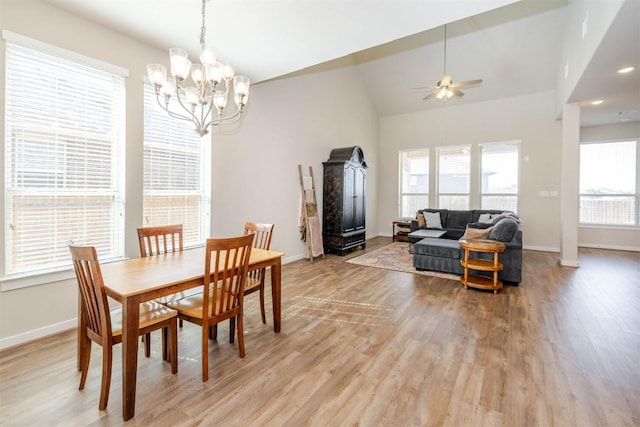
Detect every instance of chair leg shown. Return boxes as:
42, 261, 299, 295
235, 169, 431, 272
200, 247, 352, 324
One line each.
78, 337, 92, 390
229, 317, 235, 343
237, 315, 245, 359
144, 333, 151, 357
98, 344, 113, 410
162, 327, 168, 362
259, 282, 266, 324
169, 320, 178, 374
201, 327, 209, 382
209, 324, 217, 340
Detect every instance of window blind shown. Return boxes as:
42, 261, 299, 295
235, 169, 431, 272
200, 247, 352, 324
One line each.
143, 84, 210, 246
4, 42, 125, 275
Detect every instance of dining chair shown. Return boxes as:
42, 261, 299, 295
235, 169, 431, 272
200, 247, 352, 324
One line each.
166, 234, 253, 381
137, 224, 198, 354
137, 224, 183, 257
243, 221, 274, 324
68, 243, 178, 410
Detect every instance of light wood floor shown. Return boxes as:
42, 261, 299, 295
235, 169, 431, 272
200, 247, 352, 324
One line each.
1, 237, 639, 426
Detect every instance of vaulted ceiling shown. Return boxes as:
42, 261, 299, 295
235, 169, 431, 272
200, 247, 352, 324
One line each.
44, 0, 639, 127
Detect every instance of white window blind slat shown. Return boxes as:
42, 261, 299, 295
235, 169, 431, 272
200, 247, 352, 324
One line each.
5, 41, 125, 276
143, 84, 210, 246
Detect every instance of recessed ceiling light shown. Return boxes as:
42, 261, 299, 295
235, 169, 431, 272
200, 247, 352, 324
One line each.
591, 99, 604, 105
617, 66, 636, 74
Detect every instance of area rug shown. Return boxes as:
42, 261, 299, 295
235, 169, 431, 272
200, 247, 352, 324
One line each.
346, 242, 459, 281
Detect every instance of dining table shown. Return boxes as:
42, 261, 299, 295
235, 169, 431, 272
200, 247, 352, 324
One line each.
78, 245, 284, 421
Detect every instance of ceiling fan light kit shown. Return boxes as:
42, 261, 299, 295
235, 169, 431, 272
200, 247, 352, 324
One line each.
414, 24, 483, 104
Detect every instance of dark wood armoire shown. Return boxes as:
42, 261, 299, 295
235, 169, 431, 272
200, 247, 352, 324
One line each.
322, 146, 367, 255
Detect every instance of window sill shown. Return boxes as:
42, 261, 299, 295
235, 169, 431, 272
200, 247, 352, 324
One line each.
579, 224, 640, 231
0, 257, 127, 292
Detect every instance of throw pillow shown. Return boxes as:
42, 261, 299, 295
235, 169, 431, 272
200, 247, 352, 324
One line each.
424, 212, 443, 229
461, 226, 493, 240
417, 212, 426, 228
489, 218, 518, 242
478, 213, 491, 223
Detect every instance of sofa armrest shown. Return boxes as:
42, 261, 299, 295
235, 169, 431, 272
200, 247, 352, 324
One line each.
410, 220, 419, 232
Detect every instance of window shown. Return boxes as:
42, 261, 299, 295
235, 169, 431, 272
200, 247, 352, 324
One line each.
580, 140, 638, 225
437, 146, 470, 209
480, 142, 519, 212
399, 149, 429, 217
4, 34, 126, 276
143, 84, 210, 247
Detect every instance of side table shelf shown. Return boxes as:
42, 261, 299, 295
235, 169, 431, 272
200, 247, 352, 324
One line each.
392, 220, 412, 242
459, 239, 505, 294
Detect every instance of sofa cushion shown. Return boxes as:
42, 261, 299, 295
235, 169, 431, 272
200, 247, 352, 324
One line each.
446, 210, 473, 230
419, 209, 448, 228
489, 218, 519, 242
472, 209, 504, 223
424, 212, 443, 229
461, 226, 493, 240
413, 238, 461, 259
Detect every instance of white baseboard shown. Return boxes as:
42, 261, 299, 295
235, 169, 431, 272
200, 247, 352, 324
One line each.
559, 258, 580, 267
523, 245, 560, 252
0, 318, 77, 351
578, 243, 640, 252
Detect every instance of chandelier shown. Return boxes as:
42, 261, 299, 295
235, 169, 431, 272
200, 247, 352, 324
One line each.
146, 0, 250, 136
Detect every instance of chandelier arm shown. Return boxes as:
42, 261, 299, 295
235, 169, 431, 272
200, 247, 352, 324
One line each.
172, 85, 206, 132
205, 107, 243, 128
154, 92, 198, 123
201, 94, 215, 127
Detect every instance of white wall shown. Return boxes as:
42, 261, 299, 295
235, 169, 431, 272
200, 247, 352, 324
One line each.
208, 65, 379, 262
0, 1, 379, 347
378, 91, 563, 251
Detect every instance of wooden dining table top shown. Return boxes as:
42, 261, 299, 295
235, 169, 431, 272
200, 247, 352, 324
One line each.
101, 246, 284, 300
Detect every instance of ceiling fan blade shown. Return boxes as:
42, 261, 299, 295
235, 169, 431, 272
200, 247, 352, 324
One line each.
411, 85, 440, 91
450, 79, 483, 88
450, 87, 465, 97
422, 91, 438, 102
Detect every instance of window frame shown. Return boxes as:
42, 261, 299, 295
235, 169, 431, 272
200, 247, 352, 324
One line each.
1, 31, 128, 289
436, 145, 471, 210
398, 149, 430, 218
579, 139, 639, 227
479, 141, 520, 213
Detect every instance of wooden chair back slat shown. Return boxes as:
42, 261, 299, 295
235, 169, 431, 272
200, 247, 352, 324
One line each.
137, 224, 183, 257
204, 235, 253, 320
243, 222, 274, 283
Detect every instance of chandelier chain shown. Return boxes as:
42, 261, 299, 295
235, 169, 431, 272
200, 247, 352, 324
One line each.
200, 0, 207, 45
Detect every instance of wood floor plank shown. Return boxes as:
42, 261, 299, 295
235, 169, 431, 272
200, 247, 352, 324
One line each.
1, 237, 639, 426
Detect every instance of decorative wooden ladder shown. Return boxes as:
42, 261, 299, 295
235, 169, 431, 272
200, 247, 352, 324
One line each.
298, 165, 324, 262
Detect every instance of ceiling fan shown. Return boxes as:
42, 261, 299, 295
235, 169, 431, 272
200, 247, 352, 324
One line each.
413, 24, 483, 103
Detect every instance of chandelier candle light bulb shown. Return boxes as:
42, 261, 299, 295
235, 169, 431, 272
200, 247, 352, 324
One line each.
146, 0, 250, 136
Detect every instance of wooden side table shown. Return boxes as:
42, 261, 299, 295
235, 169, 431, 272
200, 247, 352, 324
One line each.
459, 239, 506, 294
392, 220, 412, 242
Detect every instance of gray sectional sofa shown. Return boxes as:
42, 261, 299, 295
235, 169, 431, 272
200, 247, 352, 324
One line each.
410, 209, 522, 285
